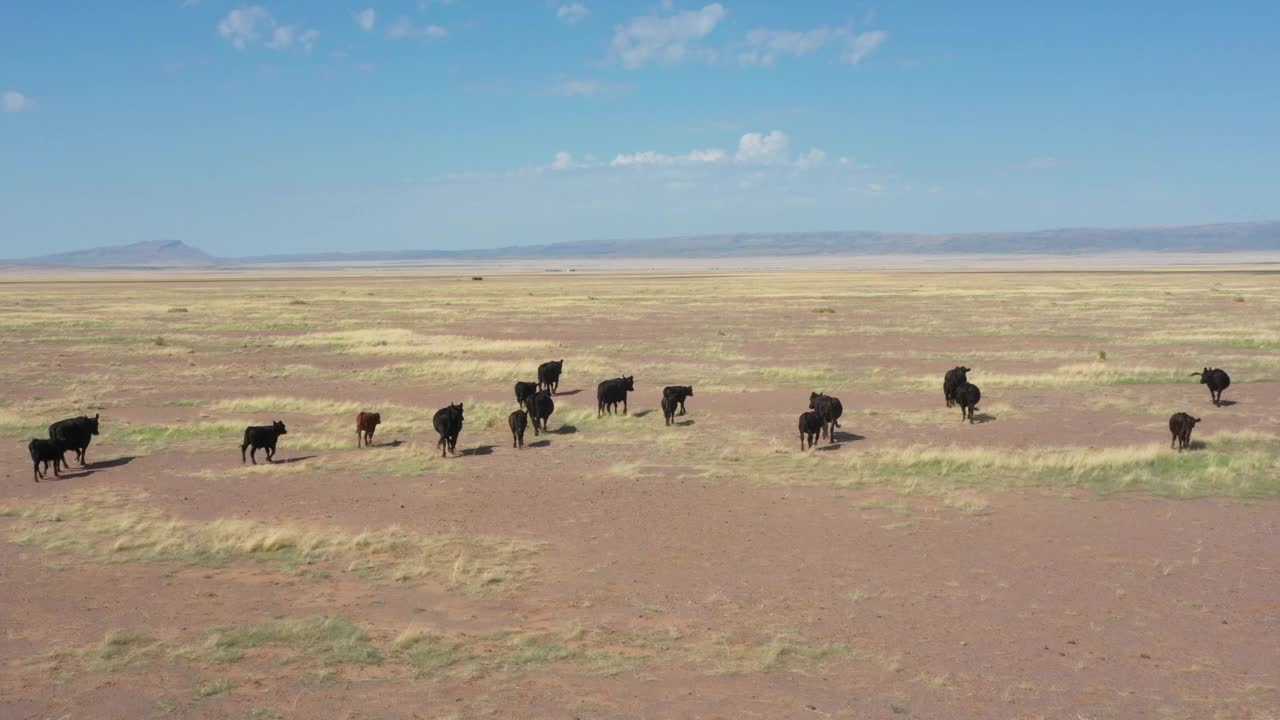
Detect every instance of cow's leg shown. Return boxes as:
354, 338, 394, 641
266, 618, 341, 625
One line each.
623, 398, 628, 415
241, 444, 247, 464
53, 457, 61, 477
1171, 432, 1177, 450
33, 460, 40, 482
249, 446, 258, 465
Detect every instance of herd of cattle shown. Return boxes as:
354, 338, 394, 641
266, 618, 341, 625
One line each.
25, 360, 1235, 480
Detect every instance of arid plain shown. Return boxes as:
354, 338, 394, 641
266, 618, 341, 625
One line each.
2, 269, 1278, 720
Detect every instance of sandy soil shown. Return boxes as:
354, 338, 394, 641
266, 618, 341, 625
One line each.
1, 269, 1278, 719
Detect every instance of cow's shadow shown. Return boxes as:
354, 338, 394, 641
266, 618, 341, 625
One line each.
371, 440, 404, 448
674, 419, 696, 427
527, 440, 551, 449
550, 425, 578, 435
461, 445, 495, 457
272, 455, 316, 464
1216, 400, 1238, 407
85, 456, 136, 470
555, 389, 583, 396
632, 410, 653, 418
971, 413, 996, 424
1186, 440, 1208, 451
816, 432, 865, 451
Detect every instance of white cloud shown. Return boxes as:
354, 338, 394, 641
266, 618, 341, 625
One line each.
550, 79, 624, 97
550, 151, 575, 170
267, 25, 295, 49
2, 91, 34, 113
844, 30, 887, 64
611, 148, 728, 167
612, 3, 726, 69
218, 6, 316, 51
355, 8, 376, 32
794, 148, 827, 169
557, 3, 589, 24
387, 16, 447, 39
735, 130, 789, 164
218, 6, 273, 49
739, 27, 832, 66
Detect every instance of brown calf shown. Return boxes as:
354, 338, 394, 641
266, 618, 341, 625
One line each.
356, 411, 382, 448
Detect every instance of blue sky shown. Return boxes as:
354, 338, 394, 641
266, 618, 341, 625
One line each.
2, 1, 1278, 257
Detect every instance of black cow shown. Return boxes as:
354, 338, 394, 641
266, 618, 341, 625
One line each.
525, 390, 555, 435
356, 411, 381, 448
808, 392, 843, 442
241, 420, 287, 464
29, 438, 64, 482
49, 414, 99, 467
508, 410, 527, 449
661, 394, 679, 426
943, 367, 971, 408
954, 382, 981, 423
1168, 412, 1201, 451
1192, 367, 1231, 406
798, 411, 823, 451
662, 386, 694, 416
538, 360, 564, 395
433, 403, 464, 457
597, 376, 635, 417
514, 380, 539, 407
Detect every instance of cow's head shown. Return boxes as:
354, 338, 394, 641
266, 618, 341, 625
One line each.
622, 376, 634, 391
89, 413, 100, 435
273, 420, 287, 435
684, 386, 693, 396
369, 413, 381, 426
453, 402, 464, 419
1190, 416, 1202, 426
809, 392, 824, 409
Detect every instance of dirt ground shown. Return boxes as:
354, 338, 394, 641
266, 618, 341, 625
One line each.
1, 269, 1278, 720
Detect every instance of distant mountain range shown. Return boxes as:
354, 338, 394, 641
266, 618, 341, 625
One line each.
7, 221, 1280, 268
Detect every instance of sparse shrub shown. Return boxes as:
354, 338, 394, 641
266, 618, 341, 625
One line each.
288, 298, 309, 305
193, 680, 232, 700
815, 308, 835, 314
1096, 350, 1107, 362
153, 336, 167, 347
1234, 296, 1246, 303
167, 307, 189, 313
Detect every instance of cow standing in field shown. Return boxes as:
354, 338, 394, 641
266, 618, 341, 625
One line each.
597, 376, 635, 417
954, 382, 982, 423
1192, 368, 1231, 406
661, 393, 679, 426
798, 411, 823, 451
538, 360, 564, 395
514, 381, 539, 407
943, 367, 971, 408
241, 420, 287, 464
525, 390, 555, 436
1168, 412, 1201, 451
808, 392, 844, 442
49, 414, 99, 467
29, 438, 64, 482
356, 411, 381, 448
662, 386, 694, 416
508, 410, 527, 448
433, 403, 464, 457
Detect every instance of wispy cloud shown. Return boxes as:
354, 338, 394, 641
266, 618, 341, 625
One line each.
2, 91, 35, 113
387, 16, 447, 39
549, 78, 624, 97
355, 8, 376, 32
735, 130, 790, 164
556, 3, 589, 24
218, 6, 318, 51
1023, 156, 1059, 170
738, 27, 833, 66
844, 30, 887, 64
612, 3, 726, 69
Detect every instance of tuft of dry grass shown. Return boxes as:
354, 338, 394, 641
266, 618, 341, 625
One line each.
0, 494, 543, 593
